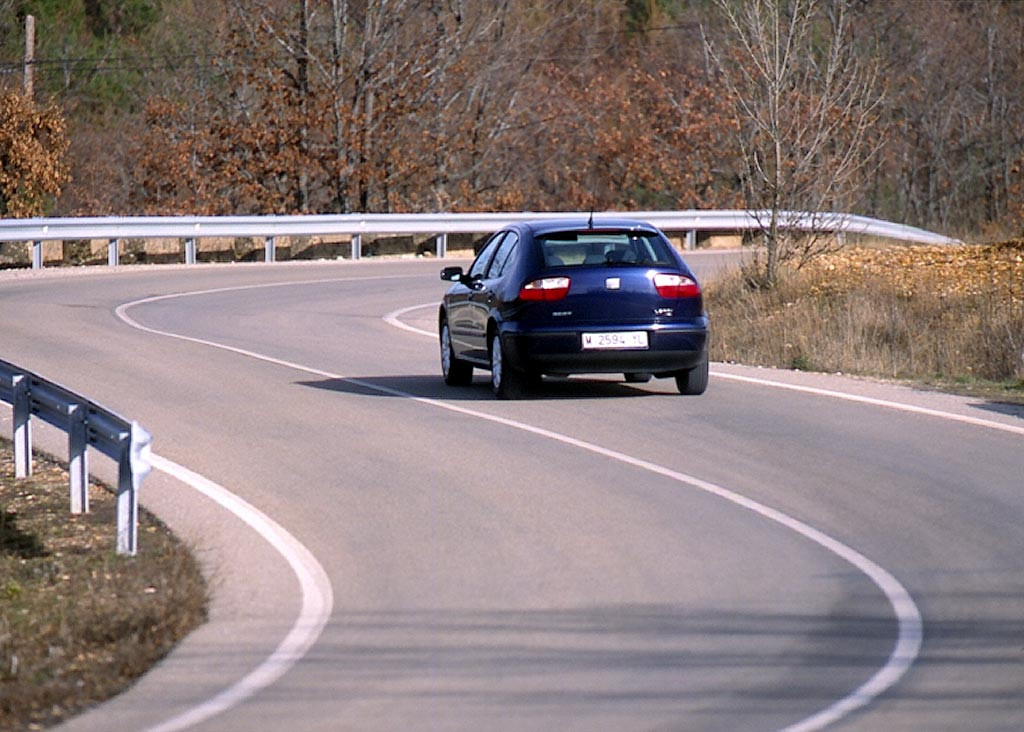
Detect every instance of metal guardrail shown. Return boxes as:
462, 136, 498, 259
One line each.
0, 210, 960, 268
0, 358, 152, 555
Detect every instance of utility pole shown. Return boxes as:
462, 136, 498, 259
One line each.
24, 14, 35, 99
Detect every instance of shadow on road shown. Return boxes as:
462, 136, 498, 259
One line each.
207, 598, 1023, 729
295, 374, 665, 402
969, 399, 1024, 421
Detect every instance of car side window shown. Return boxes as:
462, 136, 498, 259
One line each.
469, 232, 505, 279
486, 232, 519, 279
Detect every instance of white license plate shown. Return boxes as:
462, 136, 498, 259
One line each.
581, 331, 649, 350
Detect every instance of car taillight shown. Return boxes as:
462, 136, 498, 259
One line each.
653, 273, 700, 298
519, 276, 571, 301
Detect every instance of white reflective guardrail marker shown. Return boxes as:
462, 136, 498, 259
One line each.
68, 403, 89, 513
119, 421, 152, 556
12, 374, 31, 478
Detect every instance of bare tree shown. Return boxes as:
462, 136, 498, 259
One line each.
704, 0, 883, 285
871, 1, 1024, 235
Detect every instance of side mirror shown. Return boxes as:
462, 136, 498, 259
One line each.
440, 266, 465, 283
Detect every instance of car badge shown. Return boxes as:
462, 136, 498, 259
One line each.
605, 277, 621, 290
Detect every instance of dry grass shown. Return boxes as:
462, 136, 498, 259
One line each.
0, 439, 207, 731
708, 239, 1024, 403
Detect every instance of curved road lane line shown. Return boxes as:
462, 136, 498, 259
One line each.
388, 303, 929, 730
714, 373, 1024, 437
142, 456, 334, 732
389, 302, 1024, 438
114, 286, 354, 731
117, 285, 925, 731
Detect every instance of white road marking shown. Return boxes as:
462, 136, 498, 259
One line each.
389, 302, 1024, 437
113, 282, 931, 731
384, 303, 437, 337
382, 303, 438, 338
141, 456, 334, 732
115, 285, 370, 731
713, 372, 1024, 437
387, 303, 925, 731
393, 390, 923, 732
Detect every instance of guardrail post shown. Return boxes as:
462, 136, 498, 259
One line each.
185, 238, 197, 265
436, 233, 447, 258
2, 359, 154, 556
12, 375, 31, 478
351, 234, 362, 260
685, 230, 696, 250
32, 241, 43, 269
117, 422, 152, 556
107, 238, 119, 267
68, 404, 89, 514
265, 236, 276, 263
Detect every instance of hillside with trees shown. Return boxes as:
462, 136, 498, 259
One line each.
1, 0, 1023, 240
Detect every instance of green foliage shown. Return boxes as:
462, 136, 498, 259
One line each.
82, 0, 161, 37
623, 0, 656, 33
17, 0, 160, 39
4, 0, 162, 110
2, 580, 24, 601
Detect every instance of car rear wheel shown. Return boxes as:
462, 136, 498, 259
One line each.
440, 320, 473, 386
490, 334, 525, 399
674, 354, 709, 395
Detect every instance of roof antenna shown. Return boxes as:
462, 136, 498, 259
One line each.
587, 207, 594, 229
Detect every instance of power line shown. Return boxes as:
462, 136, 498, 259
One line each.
0, 20, 703, 73
0, 54, 223, 73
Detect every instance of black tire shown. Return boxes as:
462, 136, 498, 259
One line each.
490, 333, 525, 399
674, 354, 709, 395
624, 372, 652, 384
440, 320, 473, 386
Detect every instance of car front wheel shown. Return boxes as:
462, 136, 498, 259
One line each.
440, 320, 473, 386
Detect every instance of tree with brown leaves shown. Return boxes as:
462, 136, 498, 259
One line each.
0, 90, 71, 218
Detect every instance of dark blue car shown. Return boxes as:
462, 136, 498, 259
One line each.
438, 218, 709, 398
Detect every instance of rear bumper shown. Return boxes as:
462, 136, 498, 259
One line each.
501, 321, 708, 376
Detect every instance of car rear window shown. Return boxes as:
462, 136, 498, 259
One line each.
537, 231, 676, 268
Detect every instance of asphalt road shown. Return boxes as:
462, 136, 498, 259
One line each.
1, 253, 1021, 732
